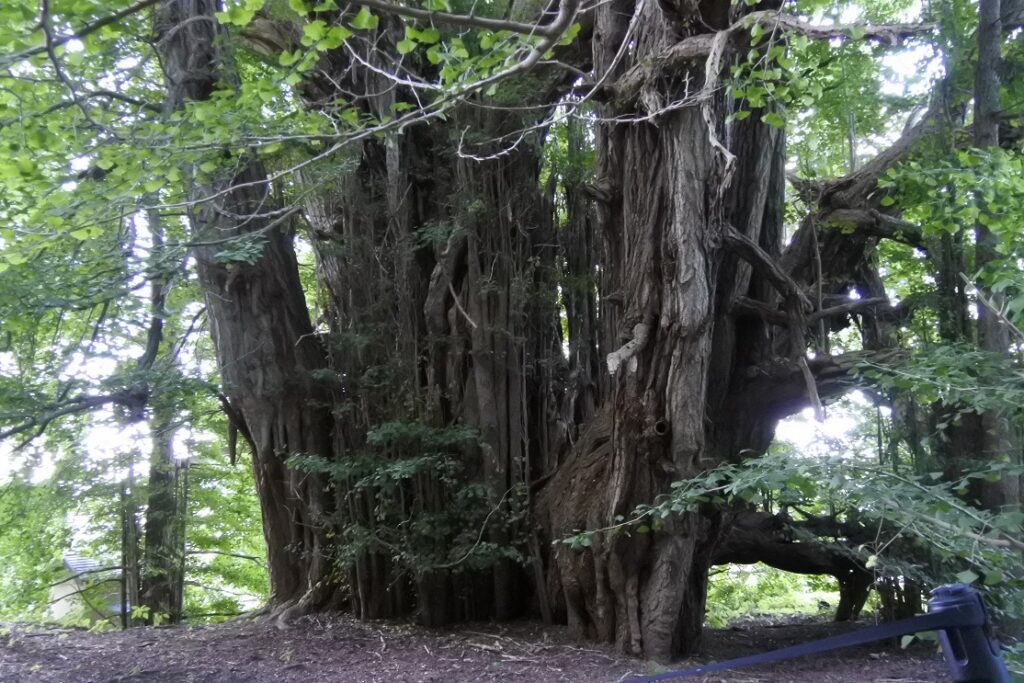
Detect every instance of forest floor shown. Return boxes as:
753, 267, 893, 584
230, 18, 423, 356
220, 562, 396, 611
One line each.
0, 612, 948, 683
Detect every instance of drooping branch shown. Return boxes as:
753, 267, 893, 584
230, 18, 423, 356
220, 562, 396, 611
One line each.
218, 394, 256, 466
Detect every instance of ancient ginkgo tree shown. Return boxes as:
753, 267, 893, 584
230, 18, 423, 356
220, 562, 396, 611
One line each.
1, 0, 1022, 659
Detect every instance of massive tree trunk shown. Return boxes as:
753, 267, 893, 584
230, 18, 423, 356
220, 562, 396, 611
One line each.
156, 0, 335, 613
538, 0, 798, 659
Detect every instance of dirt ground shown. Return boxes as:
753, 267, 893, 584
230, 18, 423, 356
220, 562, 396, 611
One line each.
0, 613, 948, 683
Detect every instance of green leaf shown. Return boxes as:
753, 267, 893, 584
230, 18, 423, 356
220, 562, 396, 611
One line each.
319, 26, 352, 50
426, 44, 444, 64
733, 109, 751, 121
279, 50, 301, 66
396, 39, 417, 55
217, 5, 255, 26
302, 19, 328, 45
289, 0, 309, 14
983, 570, 1004, 586
880, 196, 896, 207
350, 7, 379, 30
762, 112, 785, 128
558, 22, 581, 46
749, 22, 763, 43
415, 27, 440, 44
5, 252, 27, 265
956, 570, 979, 585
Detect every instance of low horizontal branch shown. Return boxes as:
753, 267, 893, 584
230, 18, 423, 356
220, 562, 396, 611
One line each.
810, 296, 890, 322
732, 295, 890, 326
736, 348, 905, 422
186, 548, 264, 563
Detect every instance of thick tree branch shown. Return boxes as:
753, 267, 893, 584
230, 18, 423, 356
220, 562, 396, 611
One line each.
735, 349, 905, 422
820, 209, 924, 248
810, 296, 890, 322
731, 296, 789, 325
723, 225, 811, 311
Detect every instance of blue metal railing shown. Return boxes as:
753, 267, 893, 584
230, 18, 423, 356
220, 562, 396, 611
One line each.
626, 584, 1010, 683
